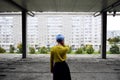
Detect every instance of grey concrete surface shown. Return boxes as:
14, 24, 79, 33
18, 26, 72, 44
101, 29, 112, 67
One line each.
0, 54, 120, 80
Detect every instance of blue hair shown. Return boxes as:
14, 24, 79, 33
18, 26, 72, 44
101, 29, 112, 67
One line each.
56, 34, 64, 43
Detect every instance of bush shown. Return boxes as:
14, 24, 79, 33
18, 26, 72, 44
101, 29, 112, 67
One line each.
86, 45, 94, 54
110, 45, 120, 54
38, 46, 48, 54
82, 46, 86, 51
9, 45, 15, 53
17, 43, 22, 53
67, 46, 72, 54
0, 47, 6, 53
29, 47, 35, 54
75, 48, 83, 54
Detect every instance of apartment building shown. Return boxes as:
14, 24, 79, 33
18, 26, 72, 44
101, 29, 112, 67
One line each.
0, 12, 101, 52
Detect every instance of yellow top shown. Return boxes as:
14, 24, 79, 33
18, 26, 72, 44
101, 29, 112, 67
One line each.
50, 45, 69, 72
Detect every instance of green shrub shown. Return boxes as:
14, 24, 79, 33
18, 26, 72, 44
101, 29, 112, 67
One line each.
110, 45, 120, 54
38, 46, 48, 54
75, 48, 83, 54
67, 46, 72, 54
29, 47, 35, 54
0, 47, 6, 53
17, 43, 22, 53
86, 45, 94, 54
82, 46, 86, 51
9, 45, 15, 53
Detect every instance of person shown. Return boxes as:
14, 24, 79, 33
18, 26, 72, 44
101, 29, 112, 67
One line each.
50, 34, 71, 80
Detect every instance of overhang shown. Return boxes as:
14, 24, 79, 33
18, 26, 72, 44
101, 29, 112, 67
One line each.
0, 0, 120, 12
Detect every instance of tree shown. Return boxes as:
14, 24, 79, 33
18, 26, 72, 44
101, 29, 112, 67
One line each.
75, 48, 83, 54
9, 45, 15, 53
0, 47, 6, 53
17, 43, 22, 53
38, 46, 48, 54
86, 45, 94, 54
110, 45, 120, 54
29, 47, 35, 54
108, 37, 120, 45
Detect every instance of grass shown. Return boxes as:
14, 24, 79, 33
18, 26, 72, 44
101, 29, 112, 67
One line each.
107, 51, 111, 54
0, 51, 119, 54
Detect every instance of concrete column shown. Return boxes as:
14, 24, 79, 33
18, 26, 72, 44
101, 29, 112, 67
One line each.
101, 11, 107, 59
22, 10, 27, 58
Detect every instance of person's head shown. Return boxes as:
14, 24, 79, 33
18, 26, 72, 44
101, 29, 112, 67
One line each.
56, 34, 64, 44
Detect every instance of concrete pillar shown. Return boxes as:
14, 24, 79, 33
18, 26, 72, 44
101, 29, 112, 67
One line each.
22, 10, 27, 58
101, 11, 107, 59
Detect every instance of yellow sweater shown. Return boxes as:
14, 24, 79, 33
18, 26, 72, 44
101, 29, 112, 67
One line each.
50, 45, 69, 71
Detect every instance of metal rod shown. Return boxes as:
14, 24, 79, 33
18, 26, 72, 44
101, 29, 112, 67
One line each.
27, 11, 35, 17
93, 12, 101, 17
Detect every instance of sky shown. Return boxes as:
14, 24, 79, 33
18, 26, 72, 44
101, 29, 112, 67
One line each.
107, 15, 120, 31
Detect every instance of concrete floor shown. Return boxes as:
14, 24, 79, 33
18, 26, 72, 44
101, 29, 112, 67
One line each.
0, 54, 120, 80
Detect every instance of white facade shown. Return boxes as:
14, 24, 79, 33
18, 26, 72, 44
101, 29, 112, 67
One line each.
0, 15, 22, 52
0, 12, 102, 52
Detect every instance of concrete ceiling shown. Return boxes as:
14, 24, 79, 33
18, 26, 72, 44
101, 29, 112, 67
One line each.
0, 0, 120, 12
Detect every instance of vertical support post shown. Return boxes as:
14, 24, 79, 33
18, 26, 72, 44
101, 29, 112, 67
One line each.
22, 10, 27, 58
101, 11, 107, 59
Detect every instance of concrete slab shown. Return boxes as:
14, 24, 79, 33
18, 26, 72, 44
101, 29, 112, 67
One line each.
0, 54, 120, 80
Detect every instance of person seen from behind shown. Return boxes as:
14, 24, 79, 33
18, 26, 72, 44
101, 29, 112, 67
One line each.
50, 34, 71, 80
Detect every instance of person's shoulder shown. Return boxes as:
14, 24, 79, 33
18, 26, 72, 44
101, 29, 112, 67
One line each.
51, 46, 57, 49
50, 46, 57, 51
63, 45, 70, 50
63, 45, 69, 48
